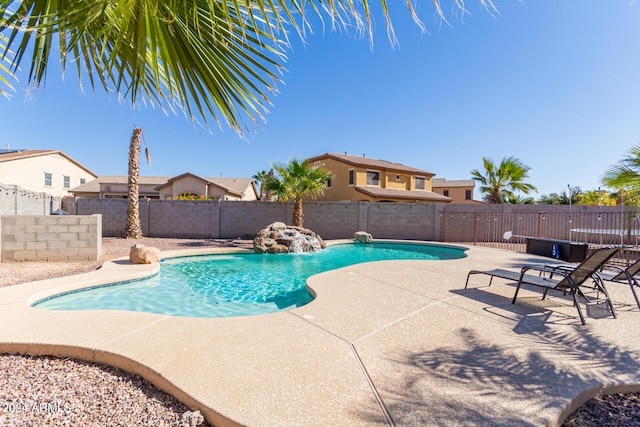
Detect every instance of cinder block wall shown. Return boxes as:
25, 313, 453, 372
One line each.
66, 198, 128, 237
221, 201, 289, 239
0, 215, 102, 262
148, 200, 219, 238
62, 198, 441, 240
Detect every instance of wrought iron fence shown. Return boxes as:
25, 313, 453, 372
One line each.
441, 207, 640, 264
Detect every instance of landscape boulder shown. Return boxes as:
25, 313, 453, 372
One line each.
129, 244, 162, 264
354, 231, 373, 243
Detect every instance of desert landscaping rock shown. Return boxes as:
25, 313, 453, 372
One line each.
354, 231, 373, 243
129, 243, 162, 264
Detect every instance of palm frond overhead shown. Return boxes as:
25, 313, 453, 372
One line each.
0, 0, 498, 136
0, 33, 15, 98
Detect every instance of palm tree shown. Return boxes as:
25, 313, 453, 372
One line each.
576, 189, 617, 206
602, 145, 640, 204
125, 127, 144, 239
470, 156, 537, 204
538, 186, 582, 205
503, 194, 535, 204
252, 170, 270, 200
1, 1, 497, 135
0, 34, 14, 98
265, 159, 331, 227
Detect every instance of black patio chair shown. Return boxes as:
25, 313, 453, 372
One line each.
465, 247, 621, 325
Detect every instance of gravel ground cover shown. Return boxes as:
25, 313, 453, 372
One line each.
0, 354, 207, 427
0, 237, 638, 426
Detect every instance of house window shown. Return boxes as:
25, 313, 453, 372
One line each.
348, 169, 355, 186
415, 177, 426, 190
326, 175, 332, 188
366, 170, 380, 186
396, 175, 401, 181
465, 189, 472, 200
443, 190, 449, 197
63, 175, 70, 188
44, 172, 52, 187
80, 178, 86, 185
313, 161, 321, 168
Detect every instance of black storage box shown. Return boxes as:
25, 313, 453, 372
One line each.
525, 237, 589, 262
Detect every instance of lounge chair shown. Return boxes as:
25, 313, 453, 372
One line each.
597, 256, 640, 310
465, 247, 621, 325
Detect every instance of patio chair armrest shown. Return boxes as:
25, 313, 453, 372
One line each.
520, 264, 571, 279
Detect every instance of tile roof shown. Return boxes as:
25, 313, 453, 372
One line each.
154, 173, 253, 196
70, 176, 171, 193
70, 175, 255, 197
211, 177, 255, 196
432, 178, 475, 188
0, 149, 97, 176
306, 152, 434, 176
354, 186, 451, 202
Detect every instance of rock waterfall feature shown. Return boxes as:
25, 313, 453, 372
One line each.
254, 222, 326, 254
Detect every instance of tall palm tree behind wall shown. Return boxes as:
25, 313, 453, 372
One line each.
265, 159, 331, 227
470, 156, 537, 204
252, 170, 270, 200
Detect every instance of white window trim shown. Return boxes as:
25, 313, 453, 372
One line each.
44, 172, 53, 187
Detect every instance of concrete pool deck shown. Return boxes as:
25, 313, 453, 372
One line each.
1, 242, 639, 426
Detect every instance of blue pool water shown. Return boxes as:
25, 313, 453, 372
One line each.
34, 242, 466, 318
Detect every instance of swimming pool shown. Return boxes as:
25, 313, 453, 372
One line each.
34, 242, 466, 318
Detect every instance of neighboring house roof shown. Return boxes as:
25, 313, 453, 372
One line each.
0, 149, 98, 177
155, 173, 254, 197
212, 177, 257, 198
306, 152, 435, 176
70, 176, 170, 193
432, 178, 475, 188
70, 174, 257, 198
355, 186, 451, 202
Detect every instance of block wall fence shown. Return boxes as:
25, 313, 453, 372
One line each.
0, 215, 102, 262
62, 198, 443, 240
59, 198, 632, 247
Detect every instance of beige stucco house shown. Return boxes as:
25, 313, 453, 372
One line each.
70, 176, 168, 199
71, 173, 258, 201
304, 152, 451, 203
432, 178, 480, 204
0, 149, 97, 197
156, 173, 258, 201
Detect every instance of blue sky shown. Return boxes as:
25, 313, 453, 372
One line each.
1, 1, 639, 199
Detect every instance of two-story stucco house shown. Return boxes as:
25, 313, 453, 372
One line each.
70, 173, 258, 201
0, 149, 98, 197
304, 152, 451, 203
432, 178, 480, 204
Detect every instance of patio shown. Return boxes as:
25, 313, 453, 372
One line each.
1, 244, 639, 426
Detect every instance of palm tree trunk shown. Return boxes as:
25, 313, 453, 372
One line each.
125, 127, 143, 239
265, 168, 274, 201
292, 198, 303, 227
